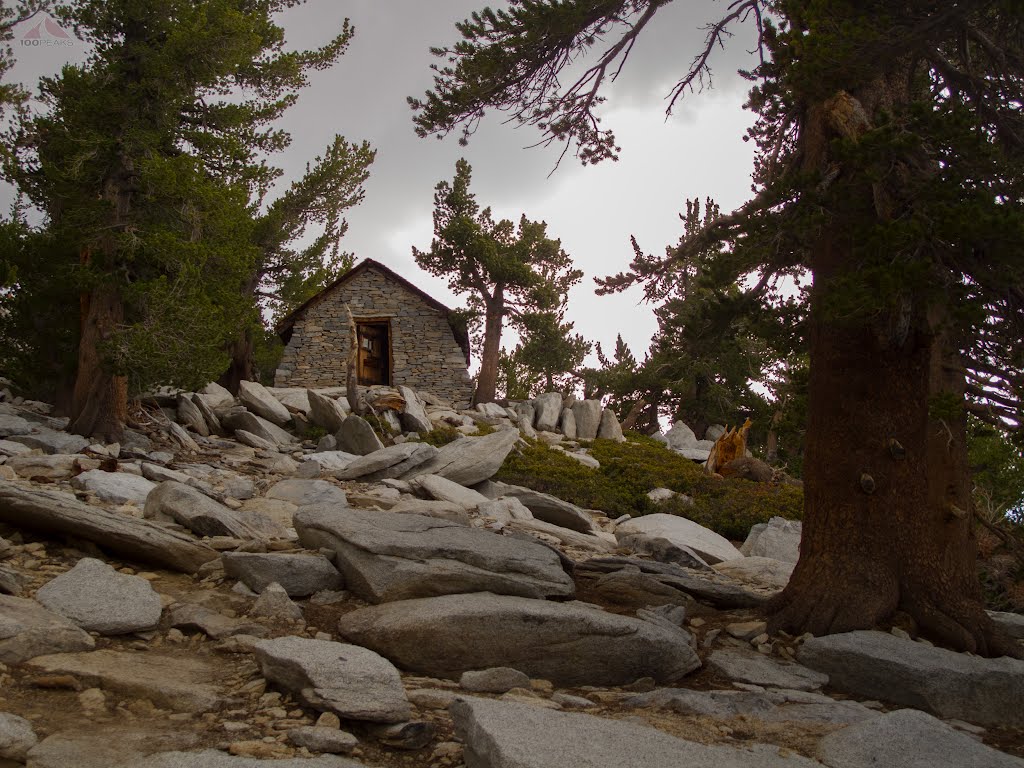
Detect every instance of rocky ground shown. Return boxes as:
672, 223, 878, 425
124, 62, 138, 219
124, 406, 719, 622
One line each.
0, 381, 1022, 768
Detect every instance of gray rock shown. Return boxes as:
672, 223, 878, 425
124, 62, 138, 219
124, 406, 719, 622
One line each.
476, 402, 508, 420
598, 408, 626, 441
451, 696, 821, 768
287, 726, 358, 755
798, 630, 1024, 728
191, 393, 223, 435
335, 414, 384, 456
297, 451, 358, 477
403, 429, 519, 486
713, 557, 794, 589
141, 463, 193, 485
504, 518, 614, 552
233, 429, 277, 451
24, 726, 202, 768
295, 506, 574, 603
0, 438, 32, 457
167, 421, 201, 452
71, 469, 157, 505
222, 411, 296, 447
307, 390, 349, 433
338, 592, 699, 686
570, 400, 602, 439
615, 532, 713, 571
0, 564, 21, 596
35, 558, 162, 635
0, 712, 37, 761
989, 610, 1024, 640
816, 708, 1024, 768
532, 392, 562, 431
477, 481, 599, 534
740, 516, 802, 563
398, 386, 433, 433
254, 636, 411, 723
7, 453, 84, 479
387, 498, 472, 524
477, 497, 533, 522
0, 594, 96, 663
199, 381, 235, 408
24, 649, 227, 713
706, 424, 727, 441
167, 603, 267, 640
333, 442, 437, 481
415, 474, 489, 508
678, 447, 712, 461
222, 552, 342, 597
708, 649, 828, 691
250, 582, 304, 621
8, 428, 90, 455
559, 407, 577, 439
137, 751, 363, 767
177, 394, 209, 436
145, 481, 283, 540
0, 414, 32, 437
616, 513, 743, 564
266, 478, 347, 509
460, 667, 531, 693
316, 434, 338, 452
626, 687, 876, 726
238, 380, 292, 427
664, 420, 698, 450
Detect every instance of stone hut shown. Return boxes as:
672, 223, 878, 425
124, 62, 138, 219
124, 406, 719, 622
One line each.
274, 259, 473, 406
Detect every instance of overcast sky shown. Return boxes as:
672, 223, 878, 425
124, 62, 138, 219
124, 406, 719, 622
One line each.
5, 0, 761, 369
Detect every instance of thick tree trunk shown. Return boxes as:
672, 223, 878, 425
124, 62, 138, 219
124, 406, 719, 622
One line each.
219, 327, 255, 395
767, 79, 1014, 657
67, 282, 128, 443
473, 289, 504, 406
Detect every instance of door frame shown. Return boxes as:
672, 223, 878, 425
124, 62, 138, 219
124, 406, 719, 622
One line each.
355, 317, 393, 386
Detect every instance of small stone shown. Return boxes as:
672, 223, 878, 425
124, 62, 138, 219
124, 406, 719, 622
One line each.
288, 725, 359, 754
315, 712, 341, 729
0, 712, 37, 761
726, 621, 767, 640
460, 667, 531, 694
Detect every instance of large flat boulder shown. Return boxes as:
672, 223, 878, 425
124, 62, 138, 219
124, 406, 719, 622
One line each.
24, 650, 229, 713
238, 380, 292, 427
450, 696, 820, 768
477, 481, 599, 534
707, 649, 828, 691
7, 428, 90, 455
713, 556, 794, 590
35, 558, 162, 635
333, 442, 437, 481
815, 708, 1024, 768
0, 595, 95, 664
615, 513, 743, 564
266, 478, 348, 508
254, 636, 411, 723
414, 474, 489, 508
337, 592, 700, 686
294, 506, 574, 602
798, 630, 1024, 728
222, 411, 295, 447
403, 429, 520, 486
145, 481, 284, 540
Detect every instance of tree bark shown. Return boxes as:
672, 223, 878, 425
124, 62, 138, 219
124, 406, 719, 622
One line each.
767, 80, 1015, 656
219, 326, 255, 395
473, 287, 504, 406
67, 281, 128, 443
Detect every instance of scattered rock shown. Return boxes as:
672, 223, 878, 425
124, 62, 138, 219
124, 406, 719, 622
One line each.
71, 469, 157, 505
238, 380, 292, 427
414, 473, 489, 508
266, 478, 348, 509
145, 481, 283, 540
254, 636, 411, 723
615, 532, 713, 571
0, 414, 32, 437
8, 453, 86, 480
740, 516, 802, 563
798, 630, 1024, 727
476, 497, 533, 523
713, 557, 794, 589
338, 592, 700, 686
222, 411, 296, 447
570, 400, 602, 440
478, 481, 599, 534
616, 513, 744, 565
988, 610, 1024, 640
815, 708, 1024, 768
8, 429, 90, 455
287, 725, 358, 755
249, 582, 304, 621
460, 667, 531, 694
167, 603, 267, 640
0, 595, 95, 663
295, 506, 574, 602
35, 558, 163, 635
0, 712, 37, 762
222, 552, 342, 597
532, 393, 562, 432
397, 386, 432, 433
558, 407, 576, 439
663, 421, 698, 450
333, 442, 437, 481
597, 408, 626, 442
404, 429, 520, 486
307, 390, 349, 433
335, 414, 385, 456
708, 649, 828, 691
191, 393, 223, 435
135, 750, 362, 767
176, 395, 209, 437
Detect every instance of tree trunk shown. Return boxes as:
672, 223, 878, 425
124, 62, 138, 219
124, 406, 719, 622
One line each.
767, 83, 1014, 656
219, 326, 255, 395
473, 288, 504, 406
67, 282, 128, 443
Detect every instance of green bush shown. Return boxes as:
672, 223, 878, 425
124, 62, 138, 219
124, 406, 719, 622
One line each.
495, 433, 803, 540
420, 424, 463, 447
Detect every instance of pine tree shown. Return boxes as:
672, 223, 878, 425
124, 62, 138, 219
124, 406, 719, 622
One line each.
411, 1, 1024, 655
6, 0, 355, 439
414, 159, 583, 405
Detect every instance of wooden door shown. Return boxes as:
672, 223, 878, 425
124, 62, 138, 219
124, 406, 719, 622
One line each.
357, 322, 390, 385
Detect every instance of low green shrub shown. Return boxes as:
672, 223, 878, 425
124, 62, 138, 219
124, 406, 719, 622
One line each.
420, 424, 463, 447
495, 433, 803, 541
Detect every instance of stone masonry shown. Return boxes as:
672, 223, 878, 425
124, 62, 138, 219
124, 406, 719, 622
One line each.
275, 260, 473, 407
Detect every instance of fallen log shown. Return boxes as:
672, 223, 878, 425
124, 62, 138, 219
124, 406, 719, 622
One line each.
0, 480, 218, 574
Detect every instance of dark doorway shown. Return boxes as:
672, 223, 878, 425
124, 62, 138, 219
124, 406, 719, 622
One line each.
357, 321, 390, 386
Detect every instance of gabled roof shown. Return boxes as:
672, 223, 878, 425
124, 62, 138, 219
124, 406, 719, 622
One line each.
276, 258, 470, 364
